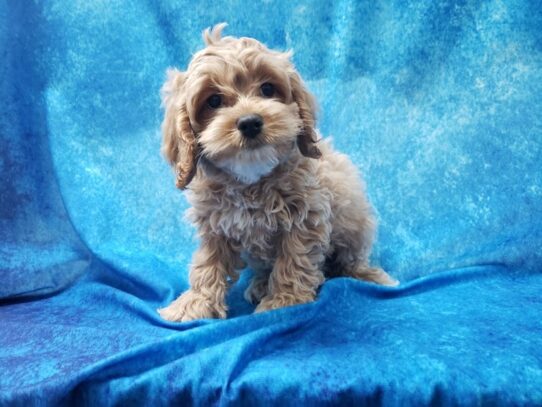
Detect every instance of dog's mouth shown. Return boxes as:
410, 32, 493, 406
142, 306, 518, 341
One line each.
212, 144, 281, 185
239, 134, 267, 150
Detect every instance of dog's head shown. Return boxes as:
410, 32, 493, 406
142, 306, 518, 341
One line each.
161, 23, 321, 189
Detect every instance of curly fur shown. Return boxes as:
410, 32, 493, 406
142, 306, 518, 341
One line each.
158, 24, 397, 322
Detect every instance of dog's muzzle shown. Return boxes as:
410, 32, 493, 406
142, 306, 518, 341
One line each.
237, 114, 263, 139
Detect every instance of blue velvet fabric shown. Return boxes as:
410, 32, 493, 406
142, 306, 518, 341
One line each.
1, 0, 541, 405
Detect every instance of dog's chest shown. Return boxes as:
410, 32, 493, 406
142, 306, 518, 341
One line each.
207, 187, 297, 260
228, 195, 281, 257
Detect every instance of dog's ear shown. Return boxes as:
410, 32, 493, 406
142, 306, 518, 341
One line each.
289, 69, 322, 159
161, 68, 198, 189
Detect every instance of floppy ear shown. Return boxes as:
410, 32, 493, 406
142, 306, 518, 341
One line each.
289, 70, 322, 159
161, 68, 198, 189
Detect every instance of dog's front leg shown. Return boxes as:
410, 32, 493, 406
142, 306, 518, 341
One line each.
255, 227, 327, 313
158, 235, 238, 322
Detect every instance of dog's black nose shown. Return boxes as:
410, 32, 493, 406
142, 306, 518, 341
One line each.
237, 114, 263, 138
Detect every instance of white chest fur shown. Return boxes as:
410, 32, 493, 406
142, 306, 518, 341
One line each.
214, 145, 280, 184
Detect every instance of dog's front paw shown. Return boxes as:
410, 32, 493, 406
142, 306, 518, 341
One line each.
255, 292, 315, 313
158, 290, 227, 322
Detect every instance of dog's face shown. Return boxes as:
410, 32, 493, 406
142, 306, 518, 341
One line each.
161, 24, 321, 188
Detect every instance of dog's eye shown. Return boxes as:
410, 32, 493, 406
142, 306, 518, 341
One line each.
207, 94, 222, 109
260, 83, 275, 98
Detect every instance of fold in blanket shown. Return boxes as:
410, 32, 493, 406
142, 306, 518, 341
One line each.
1, 266, 541, 405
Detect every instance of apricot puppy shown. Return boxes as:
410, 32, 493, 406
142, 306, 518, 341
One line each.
159, 24, 397, 322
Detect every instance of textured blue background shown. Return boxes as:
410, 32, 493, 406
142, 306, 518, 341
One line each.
1, 0, 541, 405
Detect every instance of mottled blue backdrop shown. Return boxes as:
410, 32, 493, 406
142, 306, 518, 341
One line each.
1, 0, 541, 405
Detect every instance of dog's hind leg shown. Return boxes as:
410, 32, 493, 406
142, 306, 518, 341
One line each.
244, 267, 270, 304
325, 221, 399, 287
326, 245, 398, 286
242, 253, 271, 304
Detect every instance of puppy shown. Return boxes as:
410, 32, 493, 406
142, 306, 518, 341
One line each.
158, 23, 397, 322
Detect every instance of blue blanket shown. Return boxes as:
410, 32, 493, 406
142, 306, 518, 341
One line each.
1, 0, 541, 405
